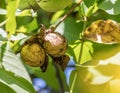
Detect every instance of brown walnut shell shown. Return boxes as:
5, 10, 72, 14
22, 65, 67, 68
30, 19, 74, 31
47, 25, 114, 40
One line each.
43, 32, 67, 57
21, 43, 45, 67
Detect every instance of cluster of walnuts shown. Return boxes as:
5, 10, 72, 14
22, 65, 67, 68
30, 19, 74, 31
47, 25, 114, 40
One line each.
20, 25, 70, 72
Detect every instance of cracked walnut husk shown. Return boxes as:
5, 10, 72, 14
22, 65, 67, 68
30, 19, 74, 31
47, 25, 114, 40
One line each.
43, 32, 67, 57
20, 25, 69, 72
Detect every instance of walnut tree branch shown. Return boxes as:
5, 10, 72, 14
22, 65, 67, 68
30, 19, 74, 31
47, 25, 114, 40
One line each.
53, 0, 83, 30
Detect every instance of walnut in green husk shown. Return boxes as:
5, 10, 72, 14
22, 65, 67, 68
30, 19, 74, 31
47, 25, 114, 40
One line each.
43, 32, 67, 57
21, 43, 45, 67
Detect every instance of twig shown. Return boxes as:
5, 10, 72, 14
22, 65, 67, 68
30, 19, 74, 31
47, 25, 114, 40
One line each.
70, 16, 87, 93
78, 16, 87, 64
54, 0, 83, 30
70, 72, 77, 93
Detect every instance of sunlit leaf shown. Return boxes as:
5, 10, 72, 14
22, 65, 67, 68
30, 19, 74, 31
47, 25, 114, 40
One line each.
68, 41, 93, 64
0, 68, 36, 93
6, 0, 20, 37
79, 2, 88, 17
92, 43, 120, 60
16, 10, 32, 17
69, 39, 120, 64
2, 47, 31, 82
70, 60, 120, 93
86, 2, 98, 17
79, 0, 98, 17
106, 52, 120, 65
109, 79, 120, 93
0, 44, 36, 93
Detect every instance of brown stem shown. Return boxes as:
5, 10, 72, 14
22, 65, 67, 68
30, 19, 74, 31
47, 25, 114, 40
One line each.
53, 0, 83, 30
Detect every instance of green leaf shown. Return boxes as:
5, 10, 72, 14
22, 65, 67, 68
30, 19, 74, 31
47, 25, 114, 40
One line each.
18, 0, 39, 10
68, 41, 93, 64
86, 2, 98, 17
92, 43, 120, 60
16, 17, 38, 33
24, 18, 38, 32
16, 16, 33, 27
70, 60, 120, 93
98, 0, 120, 15
68, 39, 120, 65
0, 34, 7, 41
0, 81, 16, 93
0, 43, 7, 63
0, 68, 36, 93
0, 10, 6, 23
2, 47, 31, 82
0, 0, 6, 9
56, 17, 83, 44
27, 63, 60, 90
88, 10, 120, 23
6, 0, 20, 37
79, 0, 98, 17
79, 2, 88, 17
27, 61, 68, 91
109, 79, 120, 93
83, 0, 96, 7
17, 10, 32, 17
1, 44, 34, 93
50, 10, 65, 24
18, 0, 30, 10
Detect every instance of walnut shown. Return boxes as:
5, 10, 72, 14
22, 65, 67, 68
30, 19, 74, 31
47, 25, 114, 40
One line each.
21, 43, 45, 67
43, 32, 67, 57
20, 25, 69, 72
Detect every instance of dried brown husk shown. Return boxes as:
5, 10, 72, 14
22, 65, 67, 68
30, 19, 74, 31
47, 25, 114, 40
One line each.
52, 55, 70, 71
40, 55, 49, 72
